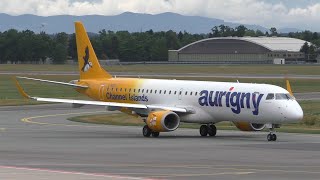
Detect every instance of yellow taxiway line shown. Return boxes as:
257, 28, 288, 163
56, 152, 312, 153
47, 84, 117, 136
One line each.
21, 111, 106, 127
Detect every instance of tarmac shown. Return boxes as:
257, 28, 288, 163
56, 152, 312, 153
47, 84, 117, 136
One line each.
0, 104, 320, 180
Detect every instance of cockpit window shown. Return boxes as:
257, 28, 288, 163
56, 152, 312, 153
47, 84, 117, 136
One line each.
266, 93, 274, 100
275, 93, 294, 100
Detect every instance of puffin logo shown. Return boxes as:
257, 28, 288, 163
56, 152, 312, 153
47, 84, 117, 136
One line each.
149, 116, 157, 127
81, 46, 92, 72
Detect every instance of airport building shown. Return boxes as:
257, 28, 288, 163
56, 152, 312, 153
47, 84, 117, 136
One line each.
168, 37, 309, 64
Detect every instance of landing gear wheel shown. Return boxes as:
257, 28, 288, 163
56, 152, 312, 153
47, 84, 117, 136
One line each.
267, 133, 277, 141
200, 125, 208, 136
142, 125, 152, 137
152, 132, 160, 137
208, 124, 217, 137
267, 124, 278, 141
267, 134, 272, 141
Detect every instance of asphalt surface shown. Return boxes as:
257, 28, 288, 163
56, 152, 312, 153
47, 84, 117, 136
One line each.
0, 104, 320, 180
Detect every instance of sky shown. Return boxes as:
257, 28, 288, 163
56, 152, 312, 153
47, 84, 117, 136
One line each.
0, 0, 319, 31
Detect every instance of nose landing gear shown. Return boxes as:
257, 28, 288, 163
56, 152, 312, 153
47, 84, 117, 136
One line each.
266, 124, 279, 141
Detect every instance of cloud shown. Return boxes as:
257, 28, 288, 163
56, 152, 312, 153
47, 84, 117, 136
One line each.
0, 0, 319, 31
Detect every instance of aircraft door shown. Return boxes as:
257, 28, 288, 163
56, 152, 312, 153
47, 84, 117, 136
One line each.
99, 85, 105, 100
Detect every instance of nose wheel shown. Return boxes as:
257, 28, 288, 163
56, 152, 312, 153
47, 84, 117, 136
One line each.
200, 124, 217, 137
267, 124, 278, 141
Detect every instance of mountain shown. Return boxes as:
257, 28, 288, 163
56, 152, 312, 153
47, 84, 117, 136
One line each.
0, 12, 299, 34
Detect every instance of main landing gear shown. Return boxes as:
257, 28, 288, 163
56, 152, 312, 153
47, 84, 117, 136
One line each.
267, 124, 278, 141
199, 124, 217, 137
142, 125, 160, 137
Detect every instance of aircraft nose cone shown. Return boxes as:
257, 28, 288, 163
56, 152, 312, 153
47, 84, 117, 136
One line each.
289, 102, 303, 122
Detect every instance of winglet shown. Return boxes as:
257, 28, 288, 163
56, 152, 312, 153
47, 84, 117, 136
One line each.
286, 79, 293, 96
13, 77, 31, 99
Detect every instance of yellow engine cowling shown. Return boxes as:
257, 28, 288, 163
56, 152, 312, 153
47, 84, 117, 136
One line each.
146, 111, 180, 132
233, 122, 265, 131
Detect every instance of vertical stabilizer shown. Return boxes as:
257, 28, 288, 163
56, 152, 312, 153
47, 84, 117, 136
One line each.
75, 22, 112, 79
286, 79, 293, 96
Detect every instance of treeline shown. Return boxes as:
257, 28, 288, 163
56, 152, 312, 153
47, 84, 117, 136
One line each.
0, 25, 319, 64
0, 30, 69, 64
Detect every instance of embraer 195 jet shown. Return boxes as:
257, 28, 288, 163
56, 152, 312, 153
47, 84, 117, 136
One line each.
15, 22, 304, 141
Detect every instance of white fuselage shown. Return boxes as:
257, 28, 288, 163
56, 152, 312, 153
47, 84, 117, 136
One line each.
106, 78, 303, 125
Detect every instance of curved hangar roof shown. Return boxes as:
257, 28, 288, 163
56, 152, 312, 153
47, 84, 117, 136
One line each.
178, 37, 308, 54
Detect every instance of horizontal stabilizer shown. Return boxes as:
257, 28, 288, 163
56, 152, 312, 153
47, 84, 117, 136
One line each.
16, 76, 88, 88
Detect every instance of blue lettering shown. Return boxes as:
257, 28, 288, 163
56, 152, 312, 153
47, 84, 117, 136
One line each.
240, 92, 251, 108
198, 90, 209, 106
209, 91, 219, 106
252, 93, 264, 115
218, 91, 226, 107
198, 89, 264, 116
230, 92, 241, 114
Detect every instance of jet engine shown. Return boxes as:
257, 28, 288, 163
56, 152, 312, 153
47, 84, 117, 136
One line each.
233, 122, 265, 131
146, 111, 180, 132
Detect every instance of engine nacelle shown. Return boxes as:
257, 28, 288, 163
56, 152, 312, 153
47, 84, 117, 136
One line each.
233, 122, 265, 131
146, 111, 180, 132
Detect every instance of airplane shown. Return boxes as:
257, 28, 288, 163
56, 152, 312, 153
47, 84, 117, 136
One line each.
14, 22, 304, 141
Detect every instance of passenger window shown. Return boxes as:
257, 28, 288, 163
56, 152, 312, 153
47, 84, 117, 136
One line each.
142, 89, 144, 93
146, 89, 149, 93
134, 89, 136, 92
116, 88, 118, 92
150, 90, 153, 93
124, 88, 127, 92
266, 93, 274, 100
169, 91, 171, 94
159, 90, 162, 94
120, 88, 122, 92
195, 92, 198, 96
185, 92, 187, 95
179, 91, 182, 95
190, 92, 193, 95
138, 89, 140, 93
129, 88, 131, 92
164, 90, 166, 94
155, 90, 157, 93
174, 91, 177, 95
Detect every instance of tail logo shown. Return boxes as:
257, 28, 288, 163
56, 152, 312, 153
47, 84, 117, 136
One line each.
81, 46, 92, 72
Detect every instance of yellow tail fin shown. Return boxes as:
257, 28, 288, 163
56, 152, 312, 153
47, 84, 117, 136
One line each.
286, 79, 293, 96
75, 22, 112, 79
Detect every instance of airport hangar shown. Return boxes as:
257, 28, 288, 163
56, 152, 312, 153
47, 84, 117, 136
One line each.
168, 37, 309, 64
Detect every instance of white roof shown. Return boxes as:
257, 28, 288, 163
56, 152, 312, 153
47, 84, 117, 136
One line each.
240, 37, 309, 52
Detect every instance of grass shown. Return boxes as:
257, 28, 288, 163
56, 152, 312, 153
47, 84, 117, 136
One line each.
1, 64, 320, 75
68, 100, 320, 134
0, 75, 88, 106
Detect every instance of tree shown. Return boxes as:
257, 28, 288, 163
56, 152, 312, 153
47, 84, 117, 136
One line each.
51, 32, 69, 64
255, 30, 264, 36
270, 27, 278, 36
235, 25, 247, 37
68, 33, 77, 60
300, 42, 309, 55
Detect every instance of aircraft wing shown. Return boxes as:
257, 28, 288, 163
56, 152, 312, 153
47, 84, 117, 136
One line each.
14, 78, 189, 113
